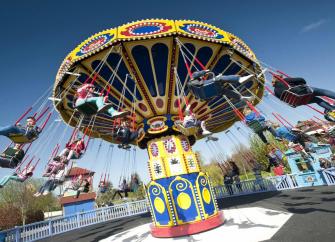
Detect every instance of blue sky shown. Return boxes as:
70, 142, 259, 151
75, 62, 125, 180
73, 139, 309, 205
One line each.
0, 0, 334, 187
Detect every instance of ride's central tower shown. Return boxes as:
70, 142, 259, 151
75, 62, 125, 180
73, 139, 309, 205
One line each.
146, 134, 223, 237
53, 19, 264, 238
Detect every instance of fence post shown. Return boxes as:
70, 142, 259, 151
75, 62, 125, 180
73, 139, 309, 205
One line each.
14, 226, 20, 242
76, 213, 81, 228
48, 220, 53, 236
126, 203, 131, 216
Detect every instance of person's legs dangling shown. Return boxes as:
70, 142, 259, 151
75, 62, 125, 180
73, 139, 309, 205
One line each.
256, 130, 269, 144
312, 87, 335, 100
0, 125, 24, 137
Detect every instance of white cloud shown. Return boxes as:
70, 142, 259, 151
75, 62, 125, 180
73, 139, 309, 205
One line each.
300, 19, 328, 33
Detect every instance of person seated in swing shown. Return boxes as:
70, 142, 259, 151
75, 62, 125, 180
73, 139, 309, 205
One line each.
34, 166, 69, 196
187, 70, 255, 101
75, 83, 129, 118
98, 181, 108, 193
0, 144, 25, 168
0, 116, 41, 143
113, 119, 144, 149
75, 178, 91, 198
272, 75, 335, 121
54, 137, 86, 163
129, 174, 140, 192
243, 107, 277, 144
112, 179, 130, 200
175, 104, 212, 136
0, 165, 34, 188
42, 158, 66, 177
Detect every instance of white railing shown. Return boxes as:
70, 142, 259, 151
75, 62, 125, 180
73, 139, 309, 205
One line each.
214, 178, 276, 198
2, 170, 334, 242
321, 167, 335, 185
214, 174, 302, 199
0, 199, 148, 242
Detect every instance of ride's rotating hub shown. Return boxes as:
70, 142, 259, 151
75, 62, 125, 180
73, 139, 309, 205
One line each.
146, 134, 224, 237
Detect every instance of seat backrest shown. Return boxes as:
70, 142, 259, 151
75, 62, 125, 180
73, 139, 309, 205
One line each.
76, 102, 99, 116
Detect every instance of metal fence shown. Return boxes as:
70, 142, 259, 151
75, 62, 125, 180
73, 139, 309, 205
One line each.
321, 167, 335, 185
0, 199, 148, 242
2, 169, 335, 242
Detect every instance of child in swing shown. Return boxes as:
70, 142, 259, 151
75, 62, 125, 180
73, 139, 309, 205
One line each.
175, 104, 212, 136
0, 117, 41, 143
113, 119, 144, 149
75, 83, 129, 118
272, 75, 335, 121
43, 138, 85, 177
0, 164, 34, 188
112, 179, 130, 200
0, 144, 25, 168
243, 107, 277, 144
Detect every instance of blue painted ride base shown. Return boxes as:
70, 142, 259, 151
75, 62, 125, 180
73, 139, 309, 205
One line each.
147, 172, 219, 228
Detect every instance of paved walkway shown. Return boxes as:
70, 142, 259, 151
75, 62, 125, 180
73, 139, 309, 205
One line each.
42, 186, 335, 242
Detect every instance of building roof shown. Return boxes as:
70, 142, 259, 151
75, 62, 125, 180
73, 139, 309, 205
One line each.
66, 167, 95, 177
59, 192, 96, 205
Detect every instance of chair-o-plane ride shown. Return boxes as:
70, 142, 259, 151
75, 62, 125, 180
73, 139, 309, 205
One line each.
52, 19, 265, 237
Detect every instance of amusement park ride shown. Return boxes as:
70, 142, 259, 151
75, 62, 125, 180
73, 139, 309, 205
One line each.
2, 18, 334, 239
52, 19, 264, 237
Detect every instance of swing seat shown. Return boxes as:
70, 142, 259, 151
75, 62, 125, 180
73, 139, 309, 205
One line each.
99, 187, 107, 193
280, 85, 313, 108
175, 122, 199, 136
9, 133, 38, 144
0, 147, 24, 168
188, 81, 221, 100
75, 102, 99, 116
247, 120, 265, 133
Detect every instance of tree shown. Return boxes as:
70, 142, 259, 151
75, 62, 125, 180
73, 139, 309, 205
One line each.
0, 178, 60, 228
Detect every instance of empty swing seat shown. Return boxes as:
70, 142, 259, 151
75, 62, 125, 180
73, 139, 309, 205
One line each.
247, 120, 265, 133
280, 85, 313, 108
0, 147, 25, 168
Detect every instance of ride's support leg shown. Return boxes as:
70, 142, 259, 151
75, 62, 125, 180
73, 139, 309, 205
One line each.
0, 125, 25, 137
311, 87, 335, 100
147, 135, 223, 238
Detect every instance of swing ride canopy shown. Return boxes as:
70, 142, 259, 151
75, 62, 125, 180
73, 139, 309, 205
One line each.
53, 19, 265, 148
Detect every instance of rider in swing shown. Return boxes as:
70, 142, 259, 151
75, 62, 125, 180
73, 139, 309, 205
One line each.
187, 70, 255, 101
75, 83, 129, 118
113, 118, 144, 149
0, 116, 40, 143
272, 75, 335, 121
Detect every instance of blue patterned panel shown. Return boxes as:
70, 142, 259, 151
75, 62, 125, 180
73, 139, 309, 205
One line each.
132, 45, 157, 97
212, 54, 231, 74
148, 182, 172, 226
195, 47, 213, 69
196, 174, 216, 217
175, 43, 196, 95
223, 62, 241, 75
151, 43, 168, 96
91, 60, 133, 103
107, 53, 143, 102
169, 176, 200, 223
